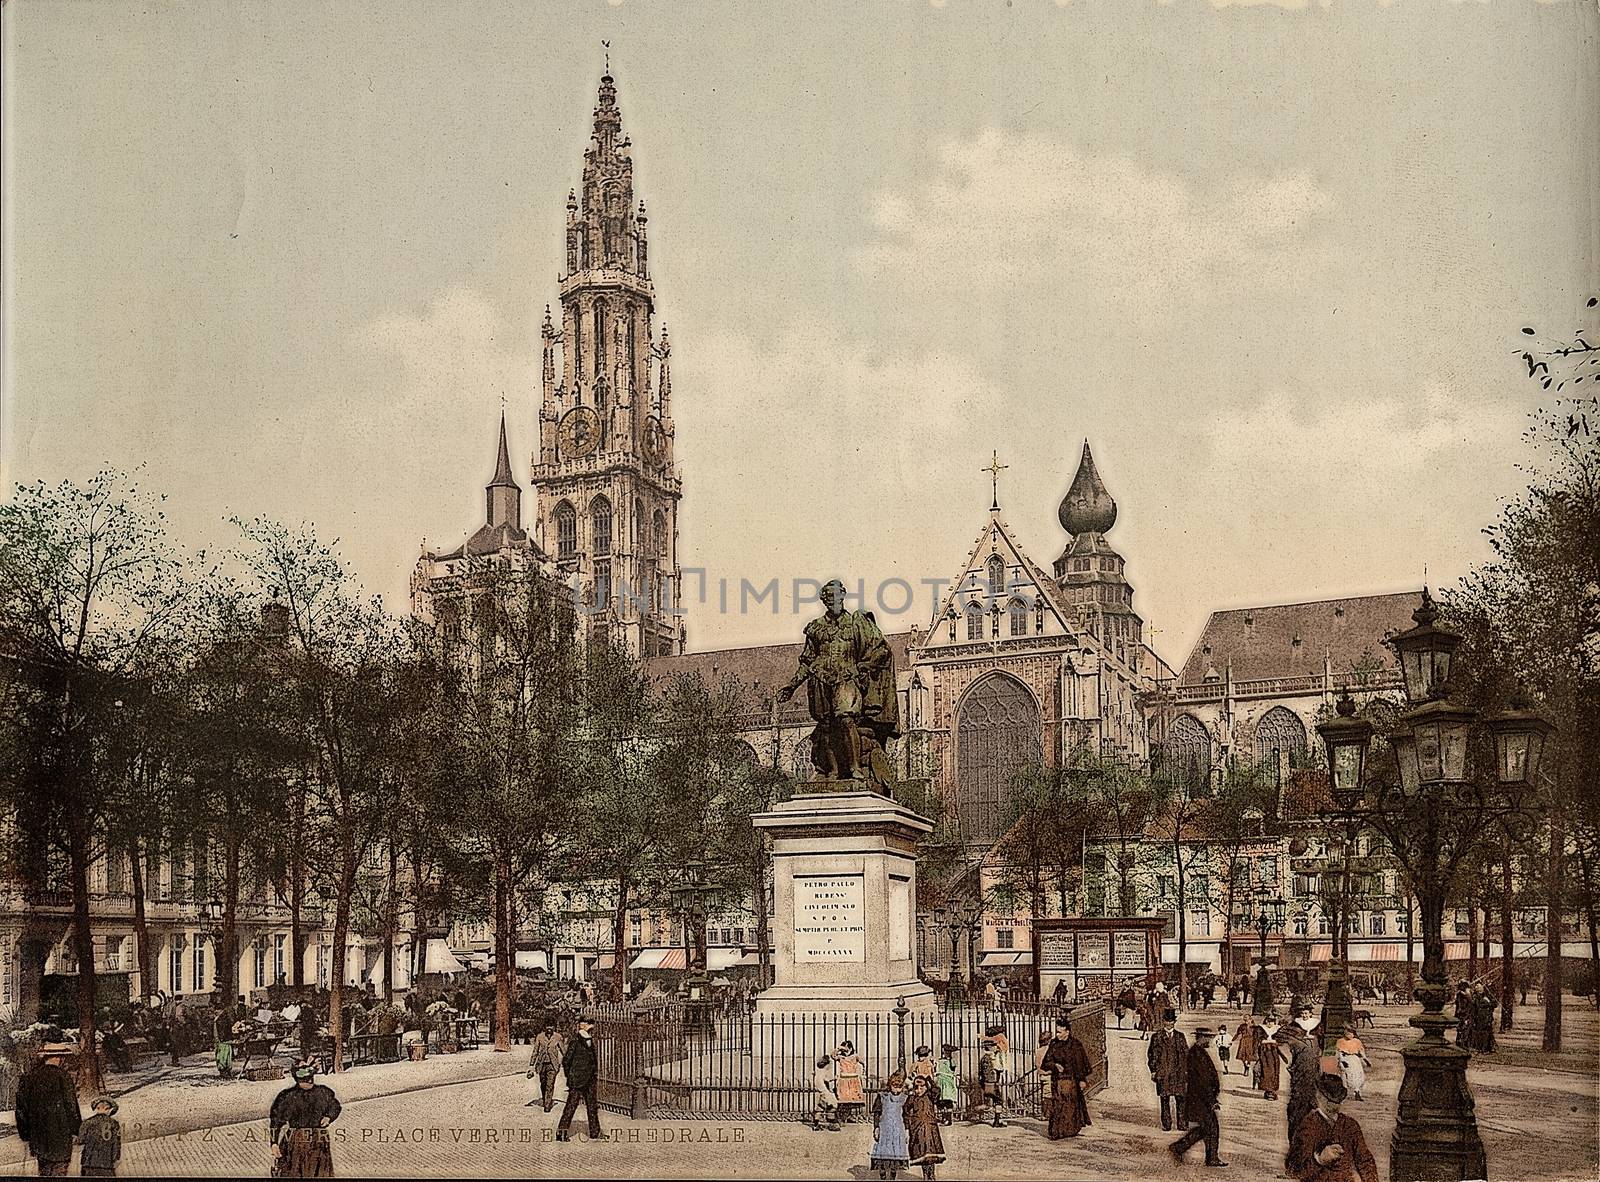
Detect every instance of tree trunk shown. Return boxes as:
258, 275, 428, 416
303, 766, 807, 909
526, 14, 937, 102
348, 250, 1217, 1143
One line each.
1467, 902, 1479, 981
412, 844, 428, 988
753, 855, 772, 990
381, 842, 397, 1007
220, 832, 241, 1007
1579, 841, 1600, 1010
1174, 842, 1188, 1009
1404, 887, 1416, 988
329, 846, 355, 1073
129, 838, 153, 1001
1544, 807, 1565, 1052
67, 812, 104, 1093
289, 778, 306, 990
493, 853, 513, 1052
1500, 850, 1515, 1032
611, 880, 630, 1003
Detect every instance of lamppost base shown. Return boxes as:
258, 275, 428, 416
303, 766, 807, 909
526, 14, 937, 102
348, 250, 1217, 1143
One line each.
1252, 966, 1275, 1019
946, 978, 967, 1010
1390, 1037, 1486, 1181
1321, 962, 1355, 1051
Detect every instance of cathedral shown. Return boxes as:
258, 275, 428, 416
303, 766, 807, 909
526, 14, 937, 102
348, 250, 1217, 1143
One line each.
413, 70, 1432, 982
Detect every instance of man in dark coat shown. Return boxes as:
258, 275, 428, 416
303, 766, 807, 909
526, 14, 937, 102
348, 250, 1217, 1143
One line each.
1283, 1023, 1323, 1142
1147, 1010, 1188, 1131
269, 1058, 342, 1177
15, 1043, 81, 1177
1040, 1017, 1092, 1140
1286, 1074, 1379, 1182
1169, 1027, 1226, 1168
556, 1018, 602, 1141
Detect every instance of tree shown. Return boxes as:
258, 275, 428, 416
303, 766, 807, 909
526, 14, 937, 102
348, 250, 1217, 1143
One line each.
1071, 748, 1153, 917
233, 517, 402, 1070
438, 561, 584, 1049
0, 471, 194, 1091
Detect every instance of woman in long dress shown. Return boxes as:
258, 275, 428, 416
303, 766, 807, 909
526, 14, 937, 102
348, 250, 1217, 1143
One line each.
904, 1076, 946, 1180
1040, 1019, 1093, 1140
1258, 1020, 1285, 1100
1233, 1019, 1257, 1086
870, 1074, 912, 1180
1336, 1024, 1370, 1100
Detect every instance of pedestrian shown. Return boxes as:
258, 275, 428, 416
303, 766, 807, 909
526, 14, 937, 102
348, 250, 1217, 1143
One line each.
78, 1096, 122, 1178
1052, 978, 1069, 1007
1286, 1074, 1379, 1182
1041, 1016, 1093, 1140
1233, 1018, 1257, 1087
834, 1040, 867, 1124
976, 1038, 1004, 1127
984, 1023, 1011, 1090
1215, 1023, 1232, 1073
1033, 1031, 1054, 1126
1283, 1024, 1322, 1144
525, 1020, 565, 1111
1334, 1025, 1370, 1101
904, 1075, 946, 1180
1168, 1027, 1226, 1168
1258, 1017, 1286, 1101
909, 1044, 936, 1087
1147, 1009, 1188, 1131
933, 1044, 959, 1126
811, 1054, 841, 1131
555, 1018, 601, 1142
269, 1058, 341, 1178
869, 1072, 912, 1180
1472, 987, 1497, 1053
15, 1042, 82, 1177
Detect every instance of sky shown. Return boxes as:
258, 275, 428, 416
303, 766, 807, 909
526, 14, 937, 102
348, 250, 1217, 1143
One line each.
2, 0, 1596, 668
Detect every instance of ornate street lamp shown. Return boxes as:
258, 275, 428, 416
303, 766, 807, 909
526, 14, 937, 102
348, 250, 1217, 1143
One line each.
671, 860, 715, 1039
960, 898, 983, 987
936, 904, 967, 1007
1320, 589, 1556, 1182
1250, 888, 1286, 1018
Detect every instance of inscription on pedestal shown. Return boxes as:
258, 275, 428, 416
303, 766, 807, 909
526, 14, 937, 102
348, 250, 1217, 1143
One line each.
794, 873, 866, 962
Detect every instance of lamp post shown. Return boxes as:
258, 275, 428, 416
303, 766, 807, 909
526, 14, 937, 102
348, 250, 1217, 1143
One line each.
937, 905, 966, 1007
1314, 590, 1552, 1182
1315, 693, 1373, 1051
672, 860, 715, 1039
1250, 889, 1286, 1018
961, 898, 983, 989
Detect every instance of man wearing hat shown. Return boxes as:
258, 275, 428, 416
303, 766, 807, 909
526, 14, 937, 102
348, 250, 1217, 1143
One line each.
556, 1017, 602, 1142
1169, 1026, 1226, 1168
1285, 1074, 1378, 1182
1040, 1016, 1093, 1140
269, 1058, 342, 1177
78, 1095, 122, 1177
15, 1042, 82, 1176
1146, 1009, 1188, 1131
1282, 1021, 1323, 1142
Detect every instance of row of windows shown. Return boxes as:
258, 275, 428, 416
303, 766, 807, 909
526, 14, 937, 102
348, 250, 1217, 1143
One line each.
959, 598, 1046, 640
552, 498, 668, 562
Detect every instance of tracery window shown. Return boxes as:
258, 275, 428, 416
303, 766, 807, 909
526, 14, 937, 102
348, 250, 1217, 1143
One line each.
1164, 714, 1212, 797
965, 600, 985, 641
554, 502, 577, 559
955, 673, 1042, 844
590, 496, 613, 556
987, 556, 1006, 596
1255, 707, 1307, 786
1009, 598, 1028, 637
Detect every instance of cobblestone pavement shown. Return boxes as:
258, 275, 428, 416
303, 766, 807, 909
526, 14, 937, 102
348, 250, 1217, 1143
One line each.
3, 1004, 1595, 1178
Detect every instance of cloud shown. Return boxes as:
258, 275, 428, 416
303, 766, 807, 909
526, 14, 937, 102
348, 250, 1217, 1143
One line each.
855, 128, 1335, 308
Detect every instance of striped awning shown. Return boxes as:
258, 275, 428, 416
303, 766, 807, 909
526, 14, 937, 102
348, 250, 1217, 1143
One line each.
979, 951, 1034, 967
629, 948, 687, 971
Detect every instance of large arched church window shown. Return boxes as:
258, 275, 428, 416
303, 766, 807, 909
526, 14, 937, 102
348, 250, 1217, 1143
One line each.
965, 600, 985, 641
554, 502, 577, 560
1254, 706, 1307, 787
955, 673, 1043, 844
653, 509, 668, 558
590, 496, 613, 556
1164, 714, 1213, 797
1008, 597, 1029, 637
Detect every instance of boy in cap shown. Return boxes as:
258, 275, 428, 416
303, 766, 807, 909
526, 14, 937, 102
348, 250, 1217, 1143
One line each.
1169, 1027, 1226, 1168
976, 1039, 1004, 1127
1285, 1074, 1378, 1182
78, 1096, 122, 1177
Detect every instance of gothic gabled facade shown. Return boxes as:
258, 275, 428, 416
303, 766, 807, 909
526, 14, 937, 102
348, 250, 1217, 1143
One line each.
529, 72, 684, 660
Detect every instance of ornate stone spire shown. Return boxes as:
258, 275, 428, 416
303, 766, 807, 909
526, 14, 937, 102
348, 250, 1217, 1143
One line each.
1059, 441, 1118, 536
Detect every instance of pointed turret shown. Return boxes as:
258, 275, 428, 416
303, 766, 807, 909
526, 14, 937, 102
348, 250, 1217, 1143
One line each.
1059, 441, 1117, 536
486, 412, 522, 530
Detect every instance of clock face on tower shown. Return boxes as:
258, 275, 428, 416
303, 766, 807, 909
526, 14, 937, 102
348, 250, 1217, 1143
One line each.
642, 417, 667, 470
558, 407, 602, 461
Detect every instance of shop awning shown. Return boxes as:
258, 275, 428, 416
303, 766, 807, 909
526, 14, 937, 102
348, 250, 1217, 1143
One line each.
733, 951, 762, 968
629, 948, 687, 971
1364, 944, 1403, 961
423, 939, 466, 976
978, 951, 1033, 967
708, 948, 745, 971
593, 954, 615, 970
1309, 946, 1332, 961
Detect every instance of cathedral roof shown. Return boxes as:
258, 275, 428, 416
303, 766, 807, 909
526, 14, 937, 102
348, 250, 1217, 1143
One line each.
1176, 591, 1419, 687
1058, 441, 1117, 536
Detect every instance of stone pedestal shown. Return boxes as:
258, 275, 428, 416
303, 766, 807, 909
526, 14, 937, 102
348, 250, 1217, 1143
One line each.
753, 784, 936, 1015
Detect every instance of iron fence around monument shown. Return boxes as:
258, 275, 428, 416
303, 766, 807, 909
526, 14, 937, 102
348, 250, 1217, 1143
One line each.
582, 999, 1107, 1121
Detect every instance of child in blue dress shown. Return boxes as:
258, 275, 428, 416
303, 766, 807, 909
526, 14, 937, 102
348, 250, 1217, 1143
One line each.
870, 1072, 911, 1180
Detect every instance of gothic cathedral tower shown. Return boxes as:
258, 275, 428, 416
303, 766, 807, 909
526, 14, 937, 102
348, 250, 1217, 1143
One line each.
531, 72, 684, 659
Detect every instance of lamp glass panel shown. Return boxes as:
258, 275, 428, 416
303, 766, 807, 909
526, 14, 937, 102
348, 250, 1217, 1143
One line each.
1400, 650, 1427, 702
1332, 744, 1363, 795
1415, 721, 1443, 783
1527, 730, 1546, 782
1498, 733, 1529, 784
1430, 649, 1453, 695
1441, 720, 1469, 781
1393, 733, 1419, 793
